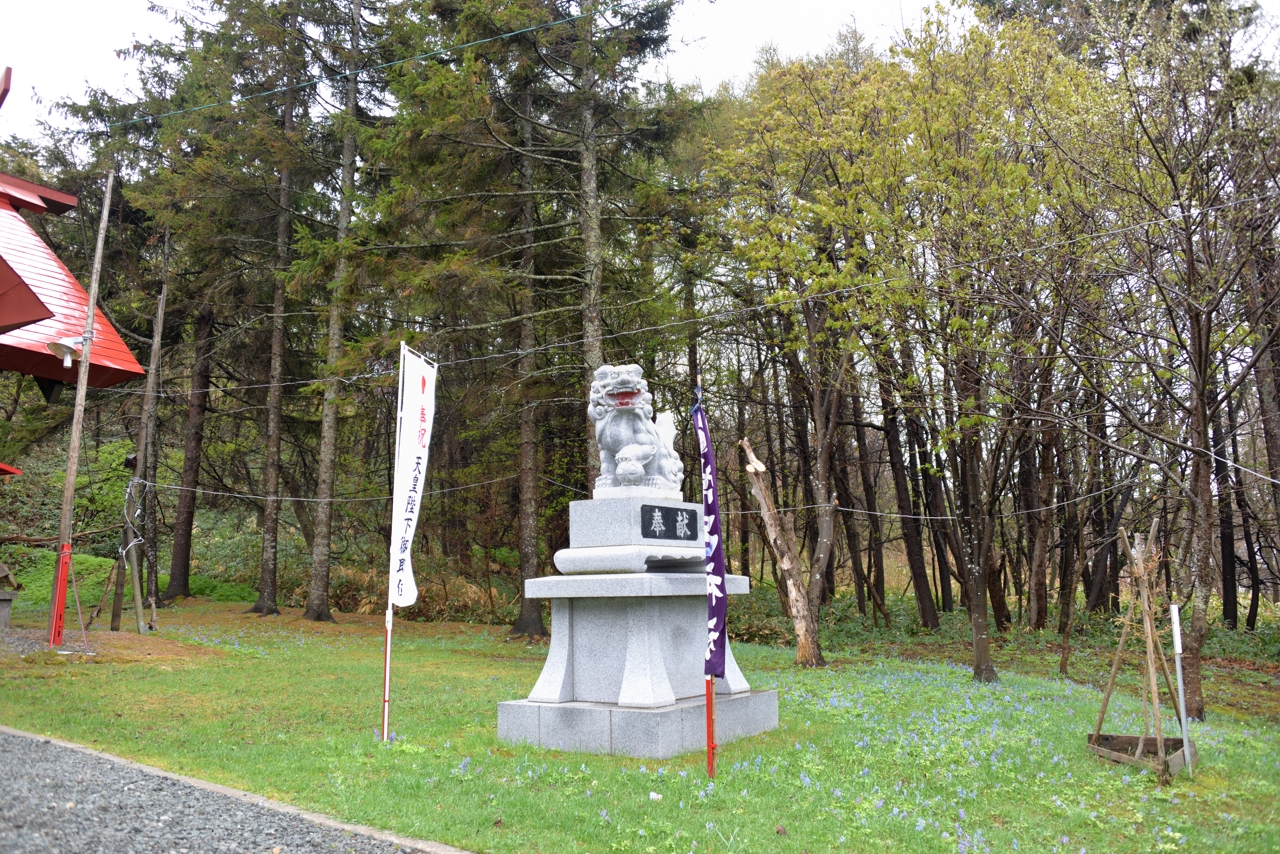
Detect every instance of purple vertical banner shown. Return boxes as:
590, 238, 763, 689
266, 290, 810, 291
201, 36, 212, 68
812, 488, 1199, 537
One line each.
693, 386, 726, 678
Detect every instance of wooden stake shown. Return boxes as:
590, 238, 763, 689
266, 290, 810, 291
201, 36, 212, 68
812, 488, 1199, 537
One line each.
1137, 557, 1167, 782
1093, 595, 1136, 740
85, 558, 119, 630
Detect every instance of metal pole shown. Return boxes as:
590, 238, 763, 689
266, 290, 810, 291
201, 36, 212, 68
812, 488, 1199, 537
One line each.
123, 481, 147, 634
48, 170, 114, 649
705, 674, 717, 778
382, 606, 393, 741
1171, 603, 1192, 778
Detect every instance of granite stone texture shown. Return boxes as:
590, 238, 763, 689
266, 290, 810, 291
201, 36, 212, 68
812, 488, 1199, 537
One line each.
592, 485, 682, 502
557, 497, 706, 574
521, 574, 750, 706
528, 599, 574, 703
569, 498, 703, 549
502, 559, 774, 757
497, 691, 779, 759
526, 573, 749, 599
553, 545, 705, 574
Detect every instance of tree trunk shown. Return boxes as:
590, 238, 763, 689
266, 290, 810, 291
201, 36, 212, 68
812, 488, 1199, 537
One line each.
737, 365, 751, 575
1211, 380, 1237, 629
139, 231, 168, 609
909, 416, 955, 613
578, 2, 604, 488
1247, 311, 1280, 528
1228, 394, 1262, 631
163, 305, 214, 601
833, 438, 866, 615
848, 382, 885, 604
1086, 485, 1134, 613
986, 547, 1012, 633
304, 0, 360, 623
741, 439, 825, 667
967, 517, 998, 683
251, 58, 295, 618
511, 95, 546, 638
877, 370, 939, 629
1182, 309, 1215, 720
1027, 433, 1056, 629
801, 344, 845, 617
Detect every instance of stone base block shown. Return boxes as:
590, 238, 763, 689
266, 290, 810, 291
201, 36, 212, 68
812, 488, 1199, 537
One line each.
497, 690, 778, 759
0, 591, 15, 630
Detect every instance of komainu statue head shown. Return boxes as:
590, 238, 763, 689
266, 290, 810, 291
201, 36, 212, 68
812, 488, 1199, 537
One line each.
588, 364, 683, 493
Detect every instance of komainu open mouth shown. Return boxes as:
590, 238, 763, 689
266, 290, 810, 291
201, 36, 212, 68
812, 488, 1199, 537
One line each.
607, 390, 641, 407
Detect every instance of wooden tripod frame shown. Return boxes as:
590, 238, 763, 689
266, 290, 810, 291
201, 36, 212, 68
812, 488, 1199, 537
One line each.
1087, 522, 1195, 783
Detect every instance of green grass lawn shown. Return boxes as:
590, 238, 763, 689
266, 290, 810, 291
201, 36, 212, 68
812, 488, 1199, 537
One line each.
1, 600, 1278, 853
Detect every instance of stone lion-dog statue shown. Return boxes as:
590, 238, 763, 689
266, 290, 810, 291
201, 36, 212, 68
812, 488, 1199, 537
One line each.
588, 364, 684, 492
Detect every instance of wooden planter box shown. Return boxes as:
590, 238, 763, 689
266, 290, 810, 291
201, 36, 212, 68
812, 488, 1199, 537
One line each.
1087, 733, 1197, 777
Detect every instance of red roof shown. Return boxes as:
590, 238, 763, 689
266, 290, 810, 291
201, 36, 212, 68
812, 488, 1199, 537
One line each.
0, 252, 54, 334
0, 192, 144, 388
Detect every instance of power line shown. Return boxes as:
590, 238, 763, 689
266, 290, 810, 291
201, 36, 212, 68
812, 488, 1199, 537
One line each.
106, 0, 648, 130
137, 473, 518, 504
93, 186, 1280, 399
723, 477, 1144, 523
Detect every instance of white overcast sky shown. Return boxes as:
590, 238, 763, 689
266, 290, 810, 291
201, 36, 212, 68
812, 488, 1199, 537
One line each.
2, 0, 1278, 143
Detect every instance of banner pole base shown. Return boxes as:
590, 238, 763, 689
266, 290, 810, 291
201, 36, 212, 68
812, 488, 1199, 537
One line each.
706, 674, 717, 779
381, 606, 393, 742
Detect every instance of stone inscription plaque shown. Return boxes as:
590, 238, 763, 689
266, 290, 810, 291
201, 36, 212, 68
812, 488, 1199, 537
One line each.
640, 505, 698, 541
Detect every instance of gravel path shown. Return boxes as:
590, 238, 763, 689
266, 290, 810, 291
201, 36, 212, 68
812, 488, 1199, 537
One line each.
0, 729, 467, 854
1, 629, 93, 657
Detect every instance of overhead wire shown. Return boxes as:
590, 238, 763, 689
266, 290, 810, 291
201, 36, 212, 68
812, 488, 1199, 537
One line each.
136, 473, 518, 504
92, 186, 1280, 401
83, 19, 1280, 518
90, 191, 1280, 509
106, 0, 652, 130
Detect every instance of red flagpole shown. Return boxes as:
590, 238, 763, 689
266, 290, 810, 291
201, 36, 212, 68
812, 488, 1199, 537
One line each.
706, 674, 717, 778
48, 544, 71, 649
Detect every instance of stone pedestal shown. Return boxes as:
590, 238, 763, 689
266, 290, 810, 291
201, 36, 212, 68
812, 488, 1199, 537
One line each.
498, 691, 779, 759
497, 573, 779, 757
0, 590, 15, 630
554, 496, 704, 574
498, 366, 778, 758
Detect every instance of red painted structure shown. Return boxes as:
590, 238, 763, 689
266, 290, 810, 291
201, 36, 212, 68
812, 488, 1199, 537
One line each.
0, 172, 144, 386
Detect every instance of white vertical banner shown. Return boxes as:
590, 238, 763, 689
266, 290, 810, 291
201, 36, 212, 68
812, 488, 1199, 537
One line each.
389, 342, 437, 608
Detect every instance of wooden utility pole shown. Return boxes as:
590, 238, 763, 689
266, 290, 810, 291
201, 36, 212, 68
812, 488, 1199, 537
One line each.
49, 170, 119, 646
